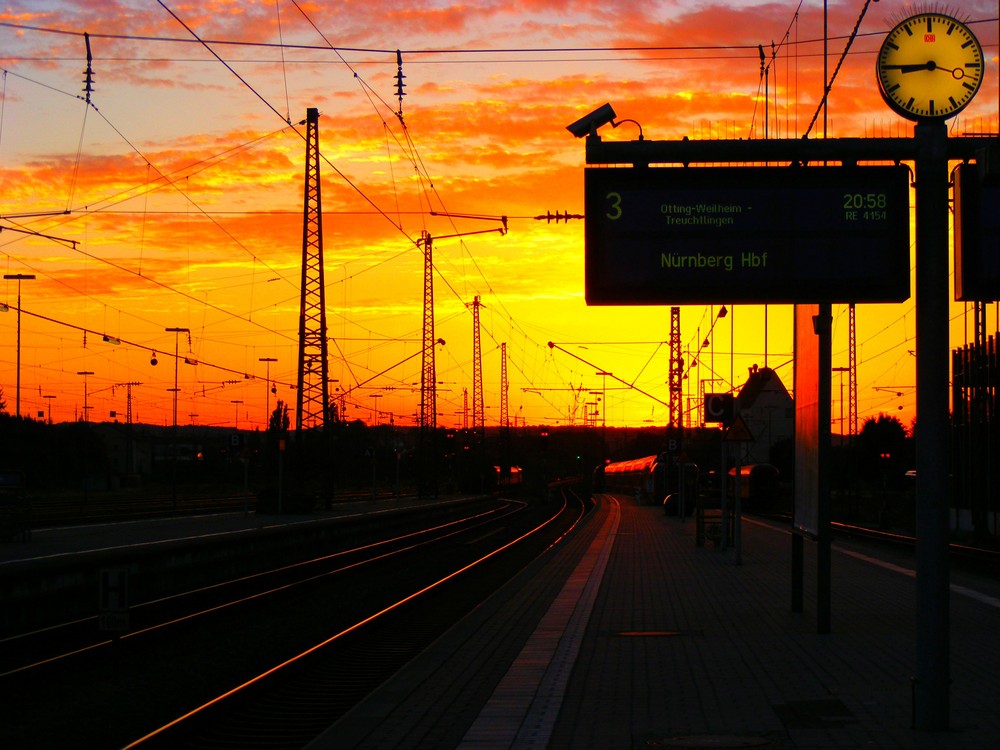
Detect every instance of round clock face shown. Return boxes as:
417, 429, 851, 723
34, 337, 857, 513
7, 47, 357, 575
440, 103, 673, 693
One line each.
876, 13, 984, 121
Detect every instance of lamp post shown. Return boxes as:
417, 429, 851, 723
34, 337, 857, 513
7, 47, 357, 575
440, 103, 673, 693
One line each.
231, 400, 244, 430
165, 327, 189, 427
595, 371, 612, 426
832, 367, 849, 435
76, 371, 94, 421
76, 370, 94, 503
5, 274, 35, 418
43, 394, 56, 424
165, 327, 190, 509
588, 392, 602, 428
595, 370, 612, 441
259, 357, 277, 426
329, 378, 340, 422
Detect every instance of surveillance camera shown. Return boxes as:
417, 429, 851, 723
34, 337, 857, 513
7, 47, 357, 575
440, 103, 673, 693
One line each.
150, 355, 158, 366
566, 103, 617, 138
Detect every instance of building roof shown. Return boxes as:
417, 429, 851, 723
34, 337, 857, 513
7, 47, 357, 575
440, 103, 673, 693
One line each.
736, 365, 791, 409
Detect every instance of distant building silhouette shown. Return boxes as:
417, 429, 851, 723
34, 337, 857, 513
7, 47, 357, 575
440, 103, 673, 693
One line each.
735, 365, 793, 465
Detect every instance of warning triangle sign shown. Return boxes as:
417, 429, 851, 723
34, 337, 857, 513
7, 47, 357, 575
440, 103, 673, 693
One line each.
724, 415, 754, 443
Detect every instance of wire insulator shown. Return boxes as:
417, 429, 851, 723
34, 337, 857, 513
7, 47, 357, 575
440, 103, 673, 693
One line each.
394, 49, 406, 112
83, 32, 95, 104
534, 211, 584, 223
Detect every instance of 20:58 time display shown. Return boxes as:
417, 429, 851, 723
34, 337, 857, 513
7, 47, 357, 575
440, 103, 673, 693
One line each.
843, 192, 888, 210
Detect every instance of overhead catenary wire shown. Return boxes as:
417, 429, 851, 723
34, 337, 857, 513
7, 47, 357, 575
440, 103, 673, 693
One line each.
0, 75, 305, 291
157, 1, 290, 125
0, 18, 933, 57
280, 0, 556, 403
801, 0, 879, 139
274, 0, 292, 124
7, 303, 291, 386
0, 69, 5, 149
0, 41, 308, 338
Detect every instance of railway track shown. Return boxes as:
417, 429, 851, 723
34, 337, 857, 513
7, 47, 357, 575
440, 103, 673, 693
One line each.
830, 519, 1000, 575
755, 512, 1000, 574
1, 490, 588, 749
18, 489, 402, 526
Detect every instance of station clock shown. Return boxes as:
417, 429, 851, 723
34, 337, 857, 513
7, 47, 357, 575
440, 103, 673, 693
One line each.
876, 12, 984, 121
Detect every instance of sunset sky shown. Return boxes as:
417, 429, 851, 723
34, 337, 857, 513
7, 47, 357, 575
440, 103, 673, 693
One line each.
1, 1, 998, 434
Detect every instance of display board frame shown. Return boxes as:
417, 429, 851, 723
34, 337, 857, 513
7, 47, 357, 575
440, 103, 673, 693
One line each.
585, 165, 911, 305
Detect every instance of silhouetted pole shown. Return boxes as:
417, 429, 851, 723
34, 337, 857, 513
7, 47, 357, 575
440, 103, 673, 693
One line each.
43, 394, 56, 424
5, 274, 35, 418
76, 370, 94, 504
816, 304, 832, 634
913, 120, 950, 730
231, 399, 243, 429
76, 371, 94, 420
259, 356, 277, 426
166, 327, 189, 511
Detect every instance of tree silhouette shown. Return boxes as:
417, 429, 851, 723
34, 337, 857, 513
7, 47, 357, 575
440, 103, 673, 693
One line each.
268, 400, 290, 435
857, 413, 908, 489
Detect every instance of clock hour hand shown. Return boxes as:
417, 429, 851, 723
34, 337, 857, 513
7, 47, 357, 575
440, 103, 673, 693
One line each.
882, 61, 935, 74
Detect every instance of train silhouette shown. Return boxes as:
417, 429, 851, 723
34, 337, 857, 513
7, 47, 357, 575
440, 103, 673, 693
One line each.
594, 454, 779, 514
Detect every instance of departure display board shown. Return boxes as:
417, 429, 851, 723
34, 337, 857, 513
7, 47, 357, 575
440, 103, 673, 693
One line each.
585, 165, 910, 304
955, 163, 1000, 301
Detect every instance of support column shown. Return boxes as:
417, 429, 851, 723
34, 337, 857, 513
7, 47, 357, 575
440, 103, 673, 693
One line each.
913, 120, 950, 730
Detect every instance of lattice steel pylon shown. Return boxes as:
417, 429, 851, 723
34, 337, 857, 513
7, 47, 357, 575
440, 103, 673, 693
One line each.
500, 342, 509, 432
469, 295, 485, 443
115, 381, 141, 426
418, 231, 438, 497
669, 306, 683, 429
419, 231, 436, 433
500, 342, 510, 475
295, 107, 330, 435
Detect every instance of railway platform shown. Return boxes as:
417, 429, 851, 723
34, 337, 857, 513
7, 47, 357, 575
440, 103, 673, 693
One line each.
0, 495, 461, 567
321, 494, 1000, 750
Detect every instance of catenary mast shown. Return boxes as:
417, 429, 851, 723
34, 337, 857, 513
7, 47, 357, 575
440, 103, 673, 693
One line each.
296, 107, 329, 435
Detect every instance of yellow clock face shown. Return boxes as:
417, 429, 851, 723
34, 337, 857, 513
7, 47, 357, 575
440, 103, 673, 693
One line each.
877, 13, 984, 120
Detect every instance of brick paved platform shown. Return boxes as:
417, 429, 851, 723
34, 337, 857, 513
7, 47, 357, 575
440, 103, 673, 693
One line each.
320, 494, 1000, 750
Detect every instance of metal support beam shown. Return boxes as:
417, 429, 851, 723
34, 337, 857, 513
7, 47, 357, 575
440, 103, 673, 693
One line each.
585, 134, 993, 166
